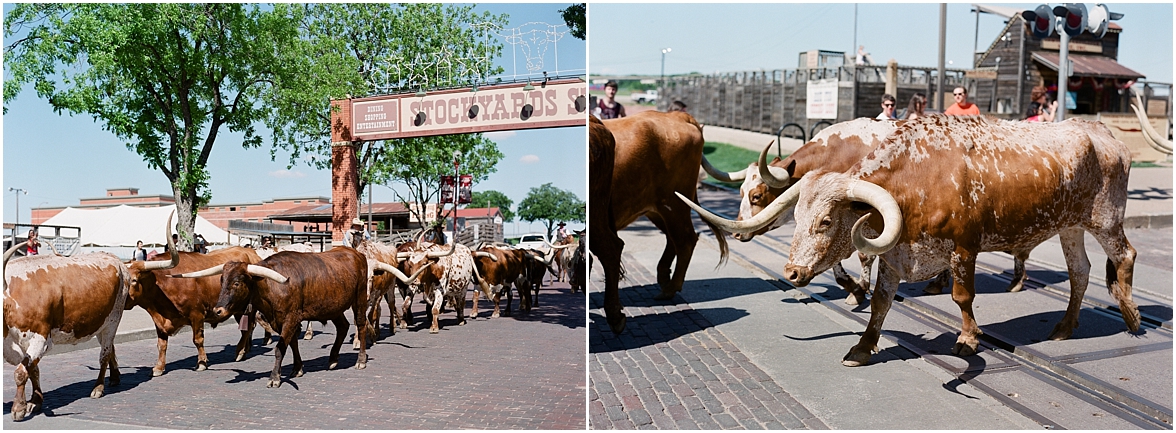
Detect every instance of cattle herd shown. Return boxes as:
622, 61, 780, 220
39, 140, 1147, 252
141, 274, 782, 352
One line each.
2, 213, 576, 421
1, 108, 1152, 423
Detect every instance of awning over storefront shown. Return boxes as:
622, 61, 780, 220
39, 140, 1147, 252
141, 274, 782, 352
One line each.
1031, 52, 1145, 80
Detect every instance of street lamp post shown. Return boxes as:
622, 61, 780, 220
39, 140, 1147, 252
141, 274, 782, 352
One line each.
660, 48, 672, 89
9, 187, 27, 229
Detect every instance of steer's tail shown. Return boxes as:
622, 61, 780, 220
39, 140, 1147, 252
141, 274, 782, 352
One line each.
703, 218, 730, 267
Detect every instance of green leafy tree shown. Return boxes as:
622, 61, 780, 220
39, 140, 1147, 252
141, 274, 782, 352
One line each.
372, 135, 503, 226
468, 190, 515, 222
517, 183, 585, 239
560, 4, 585, 40
4, 4, 300, 249
266, 4, 508, 201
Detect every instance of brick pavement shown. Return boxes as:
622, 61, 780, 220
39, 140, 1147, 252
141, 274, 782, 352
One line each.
588, 254, 827, 430
4, 284, 586, 429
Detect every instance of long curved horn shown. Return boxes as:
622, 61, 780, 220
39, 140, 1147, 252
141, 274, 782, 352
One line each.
758, 141, 792, 189
170, 264, 224, 279
397, 251, 412, 260
245, 264, 289, 284
846, 180, 903, 256
37, 239, 61, 256
4, 241, 28, 268
543, 239, 575, 250
675, 178, 803, 234
143, 212, 179, 271
426, 240, 457, 259
416, 229, 428, 245
473, 251, 498, 261
373, 260, 428, 284
1131, 92, 1173, 154
700, 155, 746, 182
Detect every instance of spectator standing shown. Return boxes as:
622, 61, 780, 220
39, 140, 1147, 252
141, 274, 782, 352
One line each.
593, 80, 626, 119
905, 93, 927, 119
25, 229, 39, 256
944, 87, 980, 115
876, 94, 897, 120
133, 240, 148, 261
1025, 100, 1058, 123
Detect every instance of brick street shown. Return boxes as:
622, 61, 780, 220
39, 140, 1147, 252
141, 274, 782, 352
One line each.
4, 283, 586, 429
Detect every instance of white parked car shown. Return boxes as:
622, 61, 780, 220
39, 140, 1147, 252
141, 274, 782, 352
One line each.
516, 233, 549, 251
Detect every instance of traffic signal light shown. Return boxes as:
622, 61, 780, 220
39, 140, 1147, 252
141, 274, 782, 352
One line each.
1086, 4, 1124, 39
1022, 5, 1055, 39
1054, 3, 1087, 37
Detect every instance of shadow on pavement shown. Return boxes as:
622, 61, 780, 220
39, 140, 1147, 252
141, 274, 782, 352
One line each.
588, 306, 749, 353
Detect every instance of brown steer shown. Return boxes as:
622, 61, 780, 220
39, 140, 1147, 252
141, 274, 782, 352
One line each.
3, 241, 129, 421
126, 243, 265, 376
588, 116, 625, 333
174, 247, 410, 387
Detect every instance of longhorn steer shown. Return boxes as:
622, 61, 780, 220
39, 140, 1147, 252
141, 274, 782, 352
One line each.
687, 115, 1140, 366
174, 247, 406, 387
3, 241, 129, 421
471, 244, 526, 318
589, 116, 626, 332
126, 244, 267, 376
599, 111, 728, 334
702, 118, 1031, 304
397, 241, 477, 333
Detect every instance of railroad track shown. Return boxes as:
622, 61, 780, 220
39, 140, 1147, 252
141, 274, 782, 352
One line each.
710, 213, 1172, 429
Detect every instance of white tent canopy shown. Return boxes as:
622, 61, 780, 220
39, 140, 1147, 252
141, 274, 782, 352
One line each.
42, 205, 239, 247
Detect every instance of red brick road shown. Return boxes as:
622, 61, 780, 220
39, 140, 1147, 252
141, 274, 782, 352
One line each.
588, 256, 826, 430
4, 284, 586, 429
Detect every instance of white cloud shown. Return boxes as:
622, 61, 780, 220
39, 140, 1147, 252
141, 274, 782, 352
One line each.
269, 170, 306, 179
519, 155, 540, 164
484, 131, 517, 140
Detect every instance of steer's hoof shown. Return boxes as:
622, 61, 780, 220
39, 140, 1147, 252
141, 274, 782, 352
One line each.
196, 363, 207, 372
611, 312, 630, 336
90, 384, 105, 399
844, 292, 867, 306
152, 368, 164, 377
295, 369, 305, 377
303, 332, 313, 341
429, 328, 440, 334
1048, 323, 1075, 341
952, 341, 979, 357
328, 361, 338, 370
491, 312, 500, 319
235, 352, 247, 362
1006, 280, 1025, 293
841, 349, 872, 367
652, 290, 677, 301
267, 378, 281, 388
356, 362, 367, 370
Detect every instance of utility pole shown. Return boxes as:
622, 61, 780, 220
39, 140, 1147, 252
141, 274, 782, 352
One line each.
9, 187, 27, 230
937, 4, 947, 111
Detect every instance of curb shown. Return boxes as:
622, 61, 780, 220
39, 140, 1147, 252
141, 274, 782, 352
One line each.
1124, 214, 1173, 229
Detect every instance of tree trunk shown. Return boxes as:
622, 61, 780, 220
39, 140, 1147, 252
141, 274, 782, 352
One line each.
172, 187, 197, 253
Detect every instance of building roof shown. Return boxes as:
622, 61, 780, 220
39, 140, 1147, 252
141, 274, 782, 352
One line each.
1031, 52, 1145, 80
267, 202, 410, 221
454, 207, 501, 218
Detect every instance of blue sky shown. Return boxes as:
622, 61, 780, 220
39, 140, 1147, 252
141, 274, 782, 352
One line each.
588, 3, 1172, 84
2, 3, 586, 236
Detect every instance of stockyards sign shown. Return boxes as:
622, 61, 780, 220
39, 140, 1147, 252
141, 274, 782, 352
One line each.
346, 78, 587, 141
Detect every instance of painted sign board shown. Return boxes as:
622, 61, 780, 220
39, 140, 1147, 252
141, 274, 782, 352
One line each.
806, 79, 839, 120
349, 78, 586, 141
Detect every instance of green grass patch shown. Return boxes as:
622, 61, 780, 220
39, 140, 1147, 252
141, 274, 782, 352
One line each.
702, 141, 789, 188
1131, 160, 1166, 168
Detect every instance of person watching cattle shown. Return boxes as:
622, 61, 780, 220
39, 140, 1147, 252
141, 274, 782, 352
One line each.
944, 86, 980, 115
